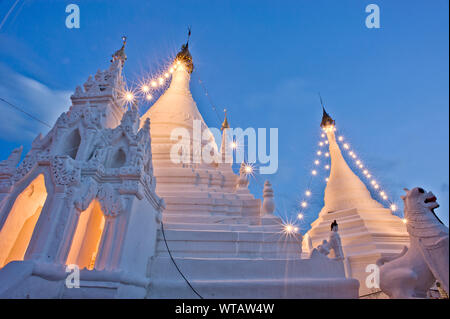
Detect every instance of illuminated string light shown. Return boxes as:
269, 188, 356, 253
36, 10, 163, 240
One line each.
402, 218, 408, 224
141, 85, 150, 93
335, 132, 396, 208
125, 91, 134, 102
297, 213, 304, 219
283, 223, 295, 235
311, 170, 317, 176
317, 151, 322, 156
305, 190, 311, 196
319, 142, 324, 146
244, 164, 253, 174
230, 141, 237, 149
314, 160, 320, 165
325, 165, 330, 170
301, 201, 307, 208
325, 152, 329, 157
145, 94, 153, 101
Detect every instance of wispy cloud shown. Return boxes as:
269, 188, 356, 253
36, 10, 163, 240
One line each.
0, 63, 71, 141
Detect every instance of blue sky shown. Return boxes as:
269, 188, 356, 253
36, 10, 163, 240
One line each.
0, 0, 448, 229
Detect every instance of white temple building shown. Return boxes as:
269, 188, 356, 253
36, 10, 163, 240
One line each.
302, 108, 410, 296
0, 37, 360, 298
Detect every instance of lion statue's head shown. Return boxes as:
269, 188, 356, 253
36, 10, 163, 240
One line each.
401, 187, 445, 235
401, 187, 439, 213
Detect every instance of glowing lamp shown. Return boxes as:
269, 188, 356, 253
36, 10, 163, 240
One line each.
284, 224, 294, 234
125, 92, 134, 101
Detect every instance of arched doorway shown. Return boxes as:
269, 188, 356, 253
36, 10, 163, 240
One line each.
0, 174, 48, 268
66, 200, 105, 270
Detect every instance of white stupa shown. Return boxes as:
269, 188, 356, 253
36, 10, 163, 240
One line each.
140, 39, 359, 298
302, 107, 409, 296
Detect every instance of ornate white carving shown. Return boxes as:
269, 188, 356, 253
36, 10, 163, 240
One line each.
377, 187, 449, 298
97, 183, 125, 217
311, 220, 344, 261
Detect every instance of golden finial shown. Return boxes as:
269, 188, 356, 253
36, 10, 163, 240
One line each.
111, 35, 127, 63
175, 28, 194, 73
221, 109, 230, 131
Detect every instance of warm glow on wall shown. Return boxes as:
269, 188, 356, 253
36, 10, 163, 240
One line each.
0, 174, 48, 268
66, 200, 105, 270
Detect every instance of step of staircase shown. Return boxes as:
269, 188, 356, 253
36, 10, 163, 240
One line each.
148, 257, 358, 298
156, 228, 302, 258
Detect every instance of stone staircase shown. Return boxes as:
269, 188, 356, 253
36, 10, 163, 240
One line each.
146, 181, 358, 298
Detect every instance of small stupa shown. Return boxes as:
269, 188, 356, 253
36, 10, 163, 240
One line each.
302, 105, 409, 296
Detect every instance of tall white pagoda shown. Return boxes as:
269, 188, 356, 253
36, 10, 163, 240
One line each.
140, 38, 359, 298
302, 107, 409, 296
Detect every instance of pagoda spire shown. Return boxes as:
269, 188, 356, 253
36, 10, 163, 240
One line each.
221, 109, 230, 131
111, 36, 127, 64
319, 94, 335, 130
220, 109, 232, 165
320, 104, 382, 215
175, 28, 194, 73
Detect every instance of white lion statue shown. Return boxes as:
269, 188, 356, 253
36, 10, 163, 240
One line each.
377, 187, 449, 298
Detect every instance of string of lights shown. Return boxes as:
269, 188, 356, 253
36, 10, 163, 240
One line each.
333, 129, 399, 213
121, 59, 185, 106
